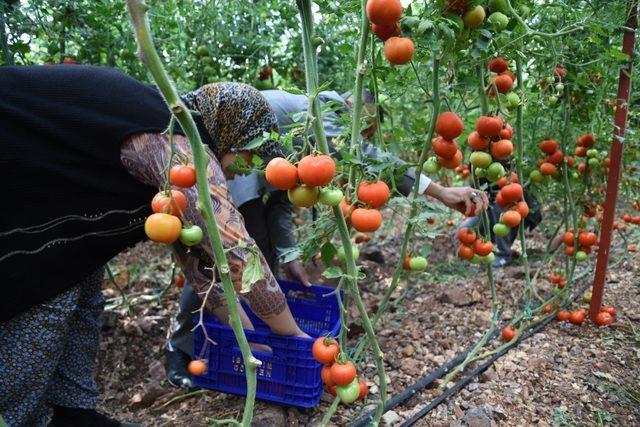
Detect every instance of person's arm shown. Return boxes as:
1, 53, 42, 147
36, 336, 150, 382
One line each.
120, 133, 307, 337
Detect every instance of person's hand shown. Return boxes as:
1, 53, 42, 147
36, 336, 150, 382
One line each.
282, 259, 312, 287
426, 183, 489, 216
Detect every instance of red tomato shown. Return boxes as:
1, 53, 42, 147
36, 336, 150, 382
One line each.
467, 131, 490, 150
297, 155, 336, 187
435, 112, 464, 140
350, 208, 383, 232
458, 245, 474, 260
488, 57, 509, 73
473, 240, 493, 256
568, 310, 586, 325
457, 227, 477, 245
151, 190, 187, 217
475, 116, 503, 137
502, 327, 516, 342
540, 139, 559, 155
330, 361, 357, 386
595, 312, 613, 326
357, 181, 391, 208
321, 365, 335, 386
433, 137, 459, 160
170, 165, 197, 188
174, 275, 185, 288
312, 337, 340, 364
265, 157, 299, 190
557, 310, 571, 321
501, 183, 523, 203
357, 379, 368, 401
383, 37, 415, 65
188, 359, 207, 375
600, 306, 617, 317
366, 0, 402, 26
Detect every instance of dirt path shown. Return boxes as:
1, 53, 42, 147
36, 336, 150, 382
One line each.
97, 228, 640, 426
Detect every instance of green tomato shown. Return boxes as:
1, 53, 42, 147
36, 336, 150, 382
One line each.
288, 186, 319, 208
506, 92, 521, 110
319, 188, 344, 207
529, 170, 544, 183
204, 65, 215, 75
518, 5, 531, 17
487, 162, 506, 182
549, 95, 558, 104
493, 223, 510, 237
196, 45, 210, 57
583, 292, 592, 303
546, 76, 556, 85
487, 12, 509, 31
588, 158, 599, 167
469, 254, 483, 265
575, 251, 588, 262
179, 225, 203, 246
586, 149, 599, 158
483, 252, 496, 264
488, 0, 509, 14
337, 246, 360, 263
551, 287, 561, 296
409, 256, 428, 271
423, 156, 441, 174
475, 167, 487, 178
336, 378, 360, 404
470, 151, 493, 169
463, 5, 486, 29
555, 83, 565, 92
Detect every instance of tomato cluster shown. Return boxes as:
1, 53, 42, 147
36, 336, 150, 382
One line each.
561, 229, 598, 261
547, 272, 567, 289
367, 0, 414, 65
312, 337, 367, 404
487, 56, 516, 98
556, 305, 616, 327
432, 112, 464, 170
144, 163, 204, 248
456, 227, 494, 265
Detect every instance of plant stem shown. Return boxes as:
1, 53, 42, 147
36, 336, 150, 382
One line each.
126, 2, 259, 425
297, 0, 386, 423
514, 56, 533, 307
0, 6, 13, 65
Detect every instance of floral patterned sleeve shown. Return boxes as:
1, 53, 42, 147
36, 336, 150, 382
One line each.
120, 133, 287, 319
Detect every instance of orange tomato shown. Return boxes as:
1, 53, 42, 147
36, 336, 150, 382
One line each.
383, 37, 415, 65
265, 157, 299, 190
145, 213, 182, 244
350, 208, 383, 232
151, 190, 187, 217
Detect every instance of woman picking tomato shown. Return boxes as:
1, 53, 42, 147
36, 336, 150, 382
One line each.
0, 65, 307, 427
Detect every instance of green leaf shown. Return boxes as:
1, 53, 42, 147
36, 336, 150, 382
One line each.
281, 247, 302, 264
241, 251, 265, 294
243, 132, 269, 150
417, 19, 433, 35
322, 266, 343, 279
321, 242, 337, 266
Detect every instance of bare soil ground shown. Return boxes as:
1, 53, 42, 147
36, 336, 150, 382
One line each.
97, 222, 640, 427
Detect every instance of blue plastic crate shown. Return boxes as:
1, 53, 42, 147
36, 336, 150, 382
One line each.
192, 279, 342, 408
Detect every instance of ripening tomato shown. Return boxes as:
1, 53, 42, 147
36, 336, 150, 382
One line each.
366, 0, 402, 26
488, 56, 509, 73
557, 310, 571, 321
288, 185, 320, 208
502, 210, 522, 228
265, 157, 299, 190
540, 162, 557, 176
336, 378, 361, 404
350, 208, 383, 232
476, 116, 503, 137
433, 137, 459, 160
312, 337, 340, 364
569, 310, 586, 325
357, 379, 368, 401
188, 359, 207, 376
438, 149, 463, 169
543, 304, 553, 314
513, 201, 529, 218
562, 231, 575, 246
402, 255, 413, 270
357, 181, 391, 208
491, 139, 514, 160
297, 155, 336, 187
467, 131, 490, 150
502, 326, 516, 342
340, 198, 355, 219
174, 275, 185, 288
578, 231, 597, 247
372, 23, 401, 41
501, 183, 523, 203
383, 37, 415, 65
321, 365, 335, 386
170, 164, 197, 188
540, 139, 559, 154
435, 112, 464, 140
330, 361, 357, 386
595, 312, 613, 326
473, 240, 493, 256
457, 227, 477, 245
145, 213, 182, 244
490, 74, 513, 94
458, 245, 474, 260
151, 190, 187, 217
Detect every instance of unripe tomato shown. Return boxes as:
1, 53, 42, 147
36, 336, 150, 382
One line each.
463, 5, 485, 29
493, 223, 510, 237
188, 359, 207, 375
470, 151, 492, 169
312, 337, 340, 364
319, 188, 344, 207
336, 378, 361, 404
170, 164, 197, 188
409, 256, 428, 271
145, 213, 182, 244
288, 185, 319, 208
357, 181, 391, 208
486, 162, 506, 182
297, 155, 336, 187
337, 246, 360, 263
265, 157, 299, 190
575, 251, 588, 262
529, 170, 544, 183
179, 224, 203, 246
151, 190, 187, 217
423, 156, 441, 173
350, 208, 383, 232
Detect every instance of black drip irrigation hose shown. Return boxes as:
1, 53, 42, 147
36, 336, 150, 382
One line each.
349, 259, 605, 427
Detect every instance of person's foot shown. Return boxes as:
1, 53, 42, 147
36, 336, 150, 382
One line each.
49, 406, 141, 427
165, 348, 194, 389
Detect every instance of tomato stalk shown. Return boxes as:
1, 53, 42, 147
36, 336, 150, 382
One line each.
296, 0, 387, 423
126, 2, 259, 425
514, 56, 534, 308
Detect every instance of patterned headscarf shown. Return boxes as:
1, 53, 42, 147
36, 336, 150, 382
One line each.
182, 82, 282, 158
